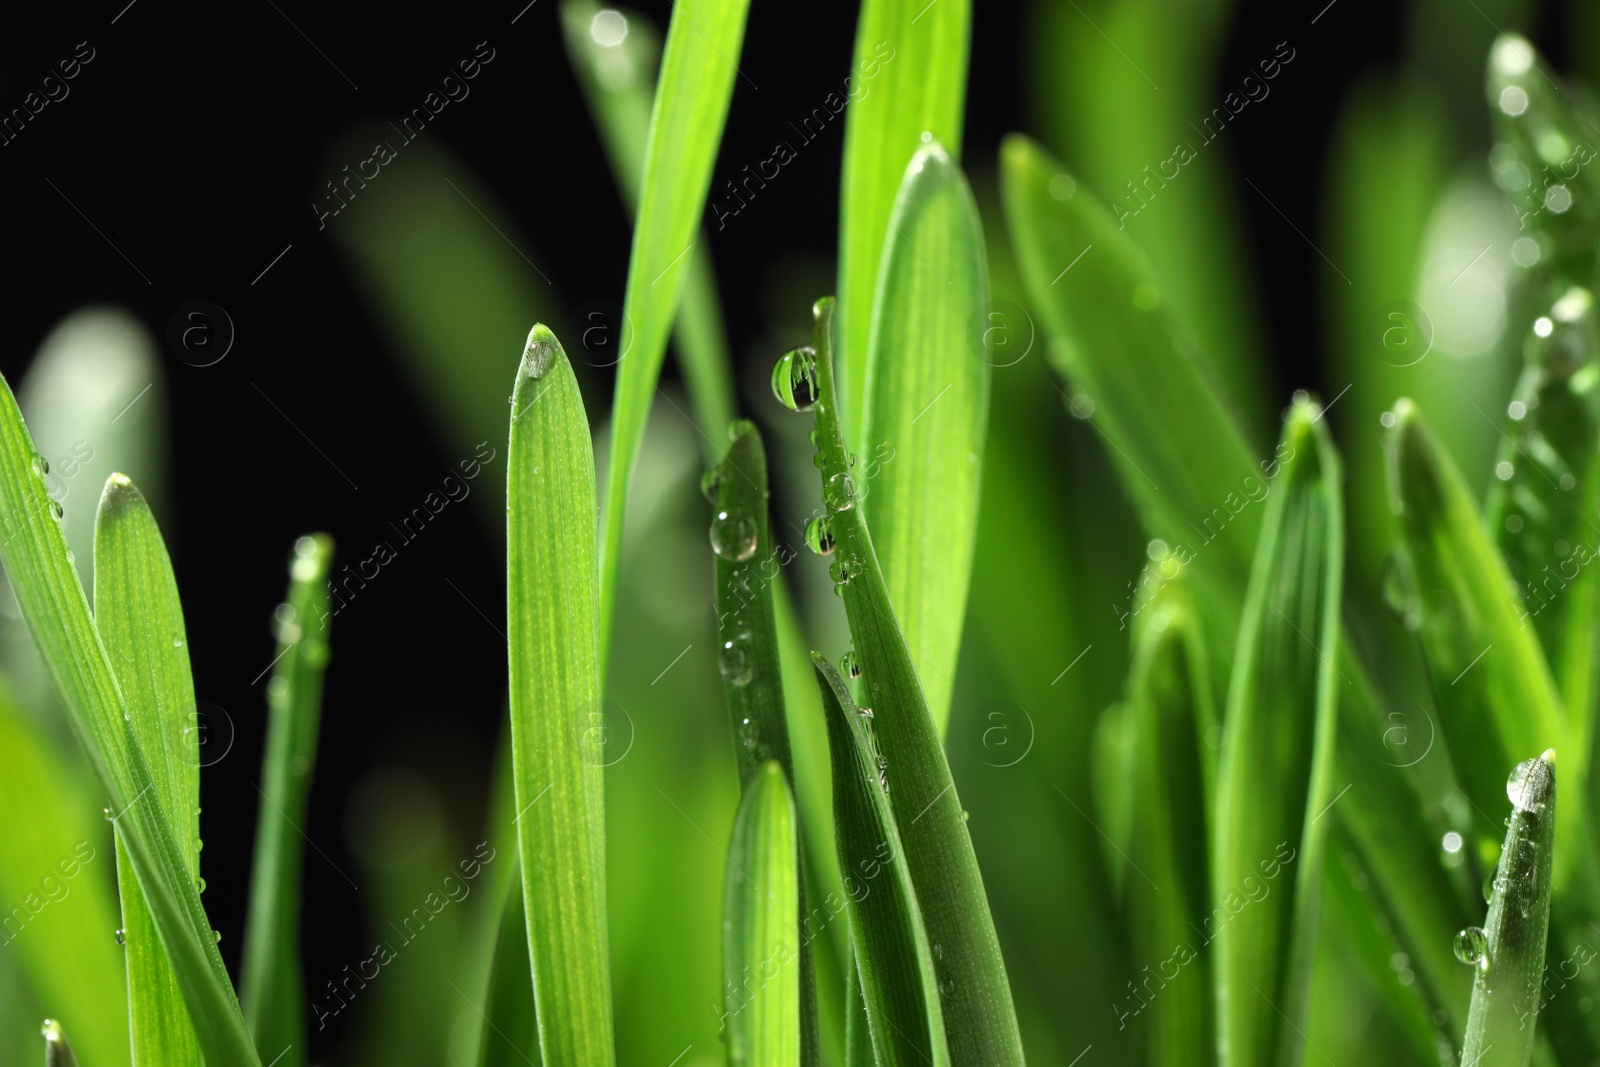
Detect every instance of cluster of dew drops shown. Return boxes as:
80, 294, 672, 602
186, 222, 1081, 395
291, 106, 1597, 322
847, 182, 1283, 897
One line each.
697, 342, 885, 790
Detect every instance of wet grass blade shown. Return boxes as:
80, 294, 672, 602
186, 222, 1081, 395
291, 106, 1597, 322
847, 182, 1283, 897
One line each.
1459, 752, 1557, 1067
1213, 401, 1343, 1067
836, 0, 970, 444
507, 326, 614, 1066
813, 656, 947, 1067
1121, 559, 1215, 1065
1385, 400, 1570, 857
598, 0, 753, 661
93, 474, 202, 1067
859, 143, 989, 735
42, 1019, 78, 1067
723, 761, 801, 1067
560, 0, 737, 445
477, 872, 542, 1067
241, 535, 334, 1067
797, 297, 1024, 1064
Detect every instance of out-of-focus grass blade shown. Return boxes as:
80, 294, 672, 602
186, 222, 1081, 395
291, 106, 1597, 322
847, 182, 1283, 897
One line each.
477, 873, 542, 1067
706, 423, 820, 1064
506, 326, 614, 1066
42, 1020, 78, 1067
723, 760, 800, 1066
1088, 701, 1135, 897
599, 0, 754, 660
1459, 752, 1557, 1067
858, 143, 989, 734
241, 535, 334, 1067
813, 657, 947, 1067
1385, 400, 1569, 853
560, 0, 736, 445
1000, 135, 1260, 595
93, 474, 202, 1067
330, 136, 556, 529
1213, 401, 1342, 1067
795, 297, 1023, 1064
0, 685, 124, 1065
1122, 558, 1215, 1066
836, 0, 970, 444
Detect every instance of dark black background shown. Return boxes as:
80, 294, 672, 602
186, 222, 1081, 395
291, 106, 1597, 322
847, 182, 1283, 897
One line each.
0, 0, 1565, 1057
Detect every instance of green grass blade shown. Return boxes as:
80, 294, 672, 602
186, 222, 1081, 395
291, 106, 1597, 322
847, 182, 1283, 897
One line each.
836, 0, 970, 444
92, 474, 202, 1067
42, 1019, 78, 1067
507, 326, 614, 1066
1122, 560, 1215, 1065
598, 0, 754, 662
1459, 752, 1557, 1067
0, 686, 125, 1065
723, 760, 801, 1066
858, 143, 989, 735
812, 656, 947, 1067
560, 0, 737, 445
477, 872, 542, 1067
1213, 401, 1343, 1067
843, 954, 871, 1067
241, 534, 334, 1067
1385, 400, 1570, 857
795, 297, 1024, 1064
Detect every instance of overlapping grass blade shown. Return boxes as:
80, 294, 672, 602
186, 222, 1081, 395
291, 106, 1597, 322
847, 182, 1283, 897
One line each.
477, 872, 542, 1067
1459, 752, 1557, 1067
843, 955, 872, 1067
93, 474, 201, 1067
42, 1019, 78, 1067
506, 326, 614, 1066
797, 297, 1024, 1064
241, 534, 334, 1067
560, 0, 736, 444
858, 143, 989, 734
0, 686, 125, 1064
0, 370, 258, 1064
836, 0, 970, 444
1120, 558, 1215, 1065
813, 656, 947, 1067
1002, 132, 1472, 1041
723, 760, 801, 1066
598, 0, 754, 659
1213, 401, 1342, 1066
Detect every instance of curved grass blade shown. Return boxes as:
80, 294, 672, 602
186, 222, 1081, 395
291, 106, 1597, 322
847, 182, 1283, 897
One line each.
723, 760, 800, 1066
240, 534, 334, 1067
796, 298, 1024, 1064
1213, 401, 1343, 1067
0, 685, 125, 1064
477, 871, 542, 1067
507, 326, 614, 1066
1089, 700, 1136, 898
598, 0, 754, 663
1121, 558, 1215, 1065
560, 0, 736, 445
858, 143, 989, 735
93, 474, 202, 1067
1385, 400, 1570, 857
813, 656, 947, 1067
843, 954, 871, 1067
42, 1019, 78, 1067
836, 0, 970, 444
1459, 752, 1557, 1067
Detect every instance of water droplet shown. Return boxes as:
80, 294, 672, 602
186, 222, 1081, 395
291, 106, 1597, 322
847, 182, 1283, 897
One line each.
50, 500, 64, 521
64, 548, 74, 564
114, 928, 125, 945
1507, 752, 1555, 813
805, 515, 835, 555
829, 555, 859, 590
840, 650, 862, 678
102, 806, 112, 821
521, 329, 557, 379
771, 346, 819, 411
709, 509, 759, 561
960, 809, 970, 822
32, 454, 48, 476
213, 929, 223, 943
1453, 927, 1489, 971
718, 640, 753, 687
196, 877, 206, 893
824, 472, 857, 512
172, 636, 184, 649
700, 467, 723, 503
1381, 552, 1421, 631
